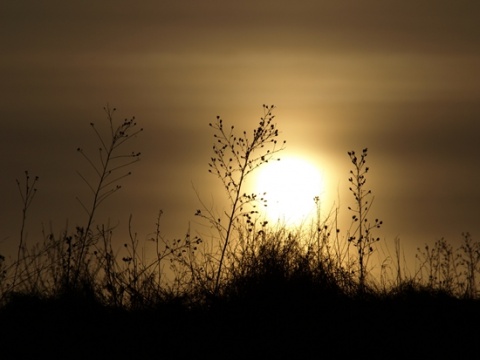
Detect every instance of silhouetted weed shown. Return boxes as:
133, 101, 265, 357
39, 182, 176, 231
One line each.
0, 105, 479, 358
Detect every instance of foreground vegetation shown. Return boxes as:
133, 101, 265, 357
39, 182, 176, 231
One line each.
1, 105, 479, 358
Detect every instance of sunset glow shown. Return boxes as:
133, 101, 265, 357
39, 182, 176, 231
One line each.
254, 156, 325, 227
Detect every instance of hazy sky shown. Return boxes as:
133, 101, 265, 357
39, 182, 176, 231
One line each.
1, 1, 480, 269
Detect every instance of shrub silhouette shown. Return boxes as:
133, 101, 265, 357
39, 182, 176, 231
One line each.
0, 104, 479, 358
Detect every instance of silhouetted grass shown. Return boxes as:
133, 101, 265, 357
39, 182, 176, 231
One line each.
0, 105, 479, 358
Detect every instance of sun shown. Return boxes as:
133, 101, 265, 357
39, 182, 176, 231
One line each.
253, 156, 325, 227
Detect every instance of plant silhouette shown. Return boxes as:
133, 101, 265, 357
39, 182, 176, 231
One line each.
0, 105, 479, 359
195, 104, 285, 295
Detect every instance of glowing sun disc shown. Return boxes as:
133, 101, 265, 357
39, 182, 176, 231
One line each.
254, 156, 324, 226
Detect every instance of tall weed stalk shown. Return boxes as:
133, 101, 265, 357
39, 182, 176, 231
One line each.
11, 171, 39, 291
195, 104, 285, 295
70, 105, 142, 292
347, 148, 382, 290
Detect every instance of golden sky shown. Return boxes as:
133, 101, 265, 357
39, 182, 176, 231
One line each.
1, 0, 480, 265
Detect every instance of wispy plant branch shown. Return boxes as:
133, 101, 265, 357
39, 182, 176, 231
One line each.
195, 104, 286, 295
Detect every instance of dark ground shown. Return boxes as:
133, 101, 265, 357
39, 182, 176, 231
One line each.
1, 288, 479, 360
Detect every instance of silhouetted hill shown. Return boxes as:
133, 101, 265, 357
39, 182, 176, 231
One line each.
1, 284, 479, 359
